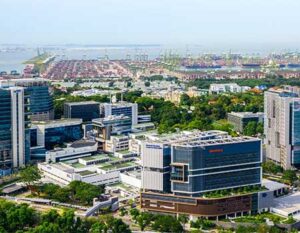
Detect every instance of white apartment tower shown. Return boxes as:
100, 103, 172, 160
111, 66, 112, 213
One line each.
264, 88, 300, 169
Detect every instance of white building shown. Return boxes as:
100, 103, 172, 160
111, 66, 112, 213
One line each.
264, 88, 300, 169
45, 140, 98, 163
10, 87, 27, 168
104, 135, 129, 153
39, 154, 140, 186
101, 102, 138, 125
209, 83, 250, 94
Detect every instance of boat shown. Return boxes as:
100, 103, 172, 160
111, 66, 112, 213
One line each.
242, 63, 261, 68
185, 64, 222, 69
287, 64, 300, 68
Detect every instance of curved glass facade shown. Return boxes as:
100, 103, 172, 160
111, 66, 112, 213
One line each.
25, 86, 53, 114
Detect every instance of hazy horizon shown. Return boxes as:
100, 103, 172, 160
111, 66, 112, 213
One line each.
1, 0, 300, 51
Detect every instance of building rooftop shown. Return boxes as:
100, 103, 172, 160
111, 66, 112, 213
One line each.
273, 191, 300, 220
92, 114, 131, 124
65, 101, 99, 106
80, 154, 108, 161
31, 118, 82, 127
144, 130, 228, 145
98, 161, 137, 171
174, 135, 260, 147
0, 78, 50, 87
70, 140, 97, 148
102, 101, 137, 107
267, 88, 299, 97
228, 112, 264, 118
77, 170, 96, 176
262, 179, 288, 191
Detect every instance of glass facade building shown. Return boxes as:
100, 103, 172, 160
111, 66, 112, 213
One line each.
0, 87, 30, 176
291, 100, 300, 167
44, 124, 83, 150
64, 101, 100, 122
25, 86, 53, 118
0, 89, 12, 175
171, 140, 262, 196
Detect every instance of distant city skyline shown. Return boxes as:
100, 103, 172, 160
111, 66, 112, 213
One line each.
1, 0, 300, 50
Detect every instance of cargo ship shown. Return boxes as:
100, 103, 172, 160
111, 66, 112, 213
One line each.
185, 64, 222, 69
242, 63, 261, 68
287, 64, 300, 68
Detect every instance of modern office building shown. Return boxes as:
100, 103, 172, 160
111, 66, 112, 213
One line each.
101, 102, 138, 125
92, 115, 132, 150
0, 87, 30, 176
227, 112, 264, 133
141, 130, 228, 193
0, 78, 54, 121
31, 119, 83, 150
141, 130, 263, 218
64, 101, 100, 122
265, 88, 300, 169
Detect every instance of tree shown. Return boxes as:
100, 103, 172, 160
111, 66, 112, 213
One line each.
106, 217, 131, 233
151, 215, 183, 233
178, 214, 189, 230
144, 81, 150, 87
256, 122, 264, 134
129, 208, 140, 222
243, 121, 257, 136
180, 93, 191, 106
90, 222, 107, 233
282, 170, 298, 185
262, 161, 282, 174
19, 166, 41, 193
137, 212, 153, 231
119, 207, 127, 217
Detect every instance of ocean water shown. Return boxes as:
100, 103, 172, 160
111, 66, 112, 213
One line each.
0, 45, 167, 73
0, 44, 209, 73
0, 44, 287, 73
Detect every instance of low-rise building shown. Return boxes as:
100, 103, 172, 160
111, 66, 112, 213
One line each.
227, 112, 264, 133
31, 119, 83, 151
45, 140, 98, 163
64, 101, 100, 122
39, 154, 140, 186
209, 83, 250, 94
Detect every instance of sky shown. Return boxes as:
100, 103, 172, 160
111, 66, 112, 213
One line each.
1, 0, 300, 50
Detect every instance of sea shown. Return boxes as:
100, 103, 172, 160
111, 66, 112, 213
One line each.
0, 44, 182, 73
0, 44, 297, 73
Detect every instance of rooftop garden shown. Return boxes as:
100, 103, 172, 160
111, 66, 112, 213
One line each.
80, 154, 108, 161
100, 162, 136, 171
77, 170, 95, 176
228, 212, 294, 225
203, 185, 267, 198
69, 162, 85, 168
